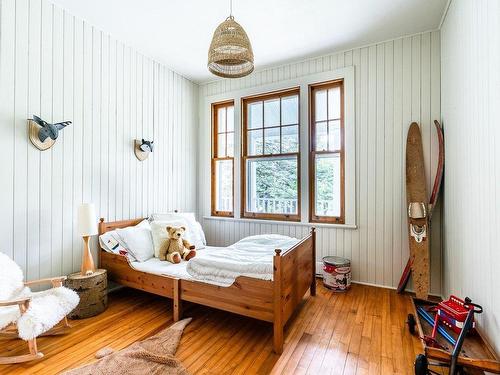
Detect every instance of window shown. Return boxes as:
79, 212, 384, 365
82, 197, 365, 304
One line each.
242, 88, 300, 221
211, 101, 234, 217
309, 80, 345, 223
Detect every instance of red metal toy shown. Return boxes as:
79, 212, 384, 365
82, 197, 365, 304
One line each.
437, 295, 476, 334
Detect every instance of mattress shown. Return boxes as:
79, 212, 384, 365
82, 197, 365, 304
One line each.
128, 247, 211, 282
128, 234, 300, 287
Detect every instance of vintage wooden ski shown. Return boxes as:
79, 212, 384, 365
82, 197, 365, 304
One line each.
404, 122, 430, 300
397, 121, 444, 295
428, 120, 444, 220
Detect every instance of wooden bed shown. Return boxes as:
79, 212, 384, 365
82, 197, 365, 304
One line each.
98, 218, 316, 354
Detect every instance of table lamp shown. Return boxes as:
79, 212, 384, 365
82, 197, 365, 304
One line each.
77, 203, 98, 276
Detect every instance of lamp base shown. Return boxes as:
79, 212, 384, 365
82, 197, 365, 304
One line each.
81, 236, 96, 276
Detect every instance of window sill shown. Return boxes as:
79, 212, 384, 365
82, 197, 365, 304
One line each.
203, 215, 357, 229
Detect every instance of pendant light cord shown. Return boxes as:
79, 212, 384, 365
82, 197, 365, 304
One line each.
230, 0, 233, 17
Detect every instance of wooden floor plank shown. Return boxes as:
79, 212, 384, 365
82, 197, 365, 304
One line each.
0, 282, 424, 375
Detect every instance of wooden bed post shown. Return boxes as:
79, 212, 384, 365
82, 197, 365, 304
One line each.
173, 278, 182, 322
273, 249, 284, 354
310, 227, 317, 296
98, 218, 105, 266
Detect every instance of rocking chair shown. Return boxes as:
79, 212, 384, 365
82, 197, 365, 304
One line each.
0, 252, 80, 364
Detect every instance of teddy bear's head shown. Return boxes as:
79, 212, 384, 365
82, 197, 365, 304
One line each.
166, 226, 186, 240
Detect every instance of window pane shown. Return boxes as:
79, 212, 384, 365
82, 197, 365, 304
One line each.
282, 125, 298, 153
215, 160, 233, 212
226, 106, 234, 132
281, 95, 298, 125
328, 120, 341, 151
217, 133, 226, 157
248, 101, 263, 129
264, 127, 280, 154
264, 99, 280, 127
247, 129, 263, 155
217, 107, 226, 133
246, 157, 298, 215
315, 122, 328, 151
315, 90, 327, 121
315, 154, 341, 217
227, 132, 234, 157
328, 87, 341, 120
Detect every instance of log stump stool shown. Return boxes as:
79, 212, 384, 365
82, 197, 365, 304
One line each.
65, 269, 108, 319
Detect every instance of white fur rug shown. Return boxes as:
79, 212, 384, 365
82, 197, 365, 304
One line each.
0, 252, 79, 340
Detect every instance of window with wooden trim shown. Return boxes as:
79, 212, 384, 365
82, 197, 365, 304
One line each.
242, 88, 300, 221
309, 80, 345, 223
211, 101, 234, 217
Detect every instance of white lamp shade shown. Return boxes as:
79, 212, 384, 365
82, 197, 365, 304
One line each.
77, 203, 98, 236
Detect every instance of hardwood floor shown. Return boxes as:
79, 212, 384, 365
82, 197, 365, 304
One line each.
0, 281, 430, 374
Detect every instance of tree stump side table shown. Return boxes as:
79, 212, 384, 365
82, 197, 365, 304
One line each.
64, 269, 108, 319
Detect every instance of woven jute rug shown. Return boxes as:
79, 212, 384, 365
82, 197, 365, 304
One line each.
63, 318, 192, 375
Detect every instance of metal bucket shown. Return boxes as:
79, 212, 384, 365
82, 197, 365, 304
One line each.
322, 256, 351, 292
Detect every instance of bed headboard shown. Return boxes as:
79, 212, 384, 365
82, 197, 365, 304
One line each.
98, 217, 146, 235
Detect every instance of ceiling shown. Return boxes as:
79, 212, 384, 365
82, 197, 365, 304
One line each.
50, 0, 448, 83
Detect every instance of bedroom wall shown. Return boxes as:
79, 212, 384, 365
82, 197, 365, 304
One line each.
441, 0, 500, 354
0, 0, 198, 280
198, 31, 443, 294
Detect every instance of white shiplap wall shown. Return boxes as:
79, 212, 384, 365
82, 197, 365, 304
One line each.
441, 0, 500, 355
199, 31, 443, 294
0, 0, 198, 280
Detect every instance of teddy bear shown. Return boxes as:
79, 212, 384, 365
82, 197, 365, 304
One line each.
158, 226, 196, 264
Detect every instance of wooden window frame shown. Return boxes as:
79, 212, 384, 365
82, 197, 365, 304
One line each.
241, 88, 301, 222
309, 80, 345, 224
211, 100, 235, 217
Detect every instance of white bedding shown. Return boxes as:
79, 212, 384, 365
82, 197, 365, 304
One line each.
129, 234, 299, 287
186, 234, 299, 287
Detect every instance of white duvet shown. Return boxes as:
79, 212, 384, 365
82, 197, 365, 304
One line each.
185, 234, 299, 287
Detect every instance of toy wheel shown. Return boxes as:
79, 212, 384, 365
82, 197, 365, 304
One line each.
414, 354, 428, 375
407, 313, 417, 335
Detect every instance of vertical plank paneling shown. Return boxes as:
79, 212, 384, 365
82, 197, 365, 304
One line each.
392, 38, 403, 287
367, 45, 377, 283
100, 33, 109, 221
107, 38, 117, 220
51, 5, 64, 276
115, 42, 124, 219
91, 27, 102, 213
0, 0, 198, 279
0, 0, 16, 261
71, 16, 84, 271
62, 9, 74, 275
441, 0, 500, 355
27, 0, 43, 280
14, 0, 30, 272
39, 0, 53, 278
199, 31, 442, 293
383, 41, 394, 287
375, 43, 385, 286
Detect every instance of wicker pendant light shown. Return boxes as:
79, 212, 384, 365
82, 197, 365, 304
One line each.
208, 0, 254, 78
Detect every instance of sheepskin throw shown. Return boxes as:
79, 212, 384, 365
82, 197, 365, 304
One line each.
63, 318, 192, 375
0, 252, 79, 340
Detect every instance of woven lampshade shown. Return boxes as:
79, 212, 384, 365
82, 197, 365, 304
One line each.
208, 15, 254, 78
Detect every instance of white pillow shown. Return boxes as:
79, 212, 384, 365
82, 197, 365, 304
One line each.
136, 219, 151, 230
151, 212, 206, 248
150, 219, 190, 258
116, 226, 154, 262
98, 219, 151, 261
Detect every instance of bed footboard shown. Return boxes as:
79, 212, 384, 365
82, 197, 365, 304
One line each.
272, 227, 316, 354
